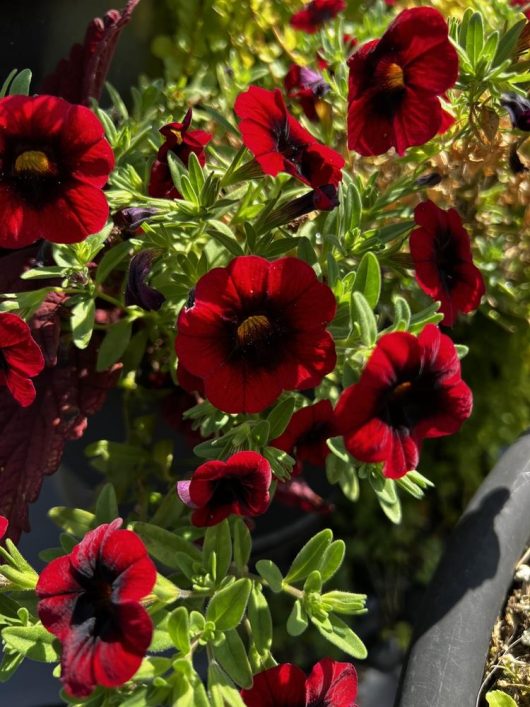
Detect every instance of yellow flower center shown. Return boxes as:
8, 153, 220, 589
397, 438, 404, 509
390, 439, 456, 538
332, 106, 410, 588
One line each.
384, 63, 405, 91
14, 150, 52, 175
236, 315, 271, 346
170, 129, 183, 145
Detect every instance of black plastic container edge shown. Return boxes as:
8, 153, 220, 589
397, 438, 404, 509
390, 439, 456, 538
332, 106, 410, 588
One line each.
395, 432, 530, 707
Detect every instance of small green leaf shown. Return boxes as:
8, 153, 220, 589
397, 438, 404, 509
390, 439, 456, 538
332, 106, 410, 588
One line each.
492, 19, 525, 68
167, 606, 190, 654
284, 529, 333, 584
94, 484, 118, 524
485, 691, 517, 707
48, 507, 94, 536
466, 12, 484, 67
231, 516, 251, 571
208, 662, 246, 707
266, 397, 295, 440
255, 559, 283, 593
312, 613, 367, 659
320, 590, 367, 615
247, 583, 273, 652
96, 241, 132, 284
351, 291, 377, 346
319, 540, 345, 583
212, 629, 253, 688
132, 522, 202, 568
70, 297, 95, 349
9, 69, 32, 96
96, 319, 132, 371
286, 599, 308, 636
206, 578, 251, 631
203, 519, 232, 582
0, 650, 24, 682
353, 252, 381, 309
2, 624, 59, 663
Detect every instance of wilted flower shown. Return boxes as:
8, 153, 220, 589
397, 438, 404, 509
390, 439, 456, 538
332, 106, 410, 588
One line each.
0, 95, 114, 247
347, 7, 458, 156
501, 92, 530, 131
175, 255, 337, 414
241, 658, 358, 706
336, 325, 473, 479
0, 313, 44, 407
148, 109, 212, 199
177, 451, 272, 526
114, 206, 158, 234
290, 0, 346, 34
284, 65, 330, 122
36, 520, 156, 698
234, 86, 344, 190
410, 200, 485, 326
125, 250, 165, 311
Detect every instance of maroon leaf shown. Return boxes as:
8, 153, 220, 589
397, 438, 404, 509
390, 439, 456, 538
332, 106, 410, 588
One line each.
40, 0, 141, 105
0, 341, 121, 542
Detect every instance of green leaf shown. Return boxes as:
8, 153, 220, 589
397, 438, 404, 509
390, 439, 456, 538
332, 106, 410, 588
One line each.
206, 579, 251, 631
351, 291, 377, 346
392, 296, 411, 331
9, 69, 32, 96
284, 529, 333, 584
94, 484, 118, 524
0, 650, 24, 682
70, 297, 95, 350
319, 540, 345, 583
212, 629, 253, 688
48, 507, 94, 536
466, 12, 484, 67
312, 613, 367, 659
208, 223, 244, 256
188, 151, 206, 193
247, 583, 272, 653
492, 19, 525, 68
231, 516, 251, 571
96, 318, 132, 371
0, 69, 17, 98
96, 241, 132, 284
203, 519, 232, 582
132, 522, 202, 568
167, 606, 190, 654
286, 599, 308, 637
485, 691, 517, 707
320, 590, 367, 615
2, 624, 59, 663
353, 252, 381, 309
20, 265, 71, 280
266, 397, 295, 440
208, 662, 247, 707
255, 559, 283, 593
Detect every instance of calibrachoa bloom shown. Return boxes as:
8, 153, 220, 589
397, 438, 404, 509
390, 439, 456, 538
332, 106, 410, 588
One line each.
177, 451, 272, 526
0, 95, 114, 247
234, 87, 344, 190
290, 0, 346, 34
284, 65, 330, 122
148, 109, 212, 199
125, 251, 166, 311
0, 313, 44, 407
410, 200, 485, 326
36, 519, 156, 698
175, 255, 337, 413
347, 7, 458, 156
241, 658, 358, 706
0, 515, 7, 540
271, 399, 338, 474
336, 324, 472, 479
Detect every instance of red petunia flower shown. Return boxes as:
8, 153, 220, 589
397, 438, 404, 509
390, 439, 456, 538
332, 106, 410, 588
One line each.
0, 515, 7, 540
284, 65, 330, 122
36, 519, 156, 698
0, 95, 114, 247
290, 0, 346, 34
148, 109, 212, 199
336, 324, 472, 479
410, 200, 485, 326
177, 451, 272, 527
271, 399, 338, 474
347, 7, 458, 156
0, 312, 44, 407
175, 255, 337, 414
234, 86, 344, 190
241, 658, 358, 706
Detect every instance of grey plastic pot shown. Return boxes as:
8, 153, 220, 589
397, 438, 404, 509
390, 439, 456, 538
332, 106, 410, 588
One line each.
395, 432, 530, 707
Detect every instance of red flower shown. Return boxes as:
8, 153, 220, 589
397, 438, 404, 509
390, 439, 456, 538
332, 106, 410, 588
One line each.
290, 0, 346, 34
36, 519, 156, 698
175, 255, 337, 414
148, 109, 212, 199
177, 451, 272, 527
0, 515, 7, 540
336, 324, 472, 479
271, 399, 338, 474
347, 7, 458, 156
0, 95, 114, 247
241, 658, 358, 706
177, 360, 206, 397
275, 478, 333, 514
284, 65, 330, 122
0, 313, 44, 407
234, 86, 344, 190
410, 200, 485, 326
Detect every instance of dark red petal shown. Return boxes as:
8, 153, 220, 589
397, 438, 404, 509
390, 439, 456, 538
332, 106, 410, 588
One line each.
241, 663, 307, 706
0, 515, 7, 540
306, 658, 358, 706
37, 593, 80, 642
0, 187, 29, 248
5, 369, 36, 407
383, 428, 420, 479
347, 92, 396, 156
392, 90, 443, 155
99, 529, 157, 602
60, 630, 97, 697
205, 361, 284, 414
38, 181, 110, 244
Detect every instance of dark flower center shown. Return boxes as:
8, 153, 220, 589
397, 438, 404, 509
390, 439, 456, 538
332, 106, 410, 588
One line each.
297, 420, 331, 447
274, 121, 306, 164
0, 350, 8, 373
435, 229, 460, 291
71, 564, 119, 639
369, 58, 407, 117
14, 150, 55, 176
2, 144, 63, 208
210, 475, 248, 508
229, 306, 289, 369
380, 376, 438, 432
170, 128, 183, 145
236, 315, 272, 347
